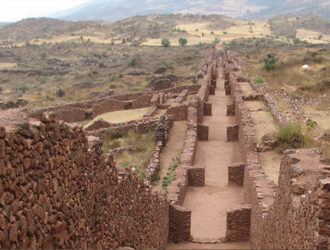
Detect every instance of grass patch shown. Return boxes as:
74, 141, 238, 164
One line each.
253, 77, 265, 84
162, 157, 180, 190
103, 131, 155, 179
276, 123, 307, 149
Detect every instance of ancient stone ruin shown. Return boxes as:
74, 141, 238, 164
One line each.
0, 47, 329, 249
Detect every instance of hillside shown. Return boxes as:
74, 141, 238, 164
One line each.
55, 0, 330, 22
0, 13, 329, 45
269, 14, 330, 39
0, 18, 89, 41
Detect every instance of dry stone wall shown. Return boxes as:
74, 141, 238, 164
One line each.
167, 47, 218, 243
225, 51, 330, 249
29, 85, 201, 124
0, 115, 169, 249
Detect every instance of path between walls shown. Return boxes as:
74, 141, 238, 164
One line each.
168, 64, 250, 249
153, 121, 187, 192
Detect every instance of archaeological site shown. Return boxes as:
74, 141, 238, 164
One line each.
0, 44, 329, 249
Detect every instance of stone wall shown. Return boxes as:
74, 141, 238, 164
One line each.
87, 117, 161, 134
29, 85, 201, 124
166, 48, 218, 243
166, 105, 188, 121
169, 204, 191, 242
0, 115, 169, 249
167, 96, 199, 206
228, 162, 245, 186
225, 51, 329, 249
227, 125, 239, 142
188, 165, 205, 186
252, 150, 330, 249
145, 116, 173, 183
226, 205, 251, 242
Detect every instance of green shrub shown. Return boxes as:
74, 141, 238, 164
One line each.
253, 77, 265, 84
312, 56, 325, 63
138, 170, 146, 179
161, 38, 171, 47
128, 58, 138, 67
162, 157, 180, 189
306, 120, 315, 128
39, 78, 47, 84
0, 86, 2, 92
108, 140, 121, 149
263, 53, 277, 71
39, 52, 47, 59
276, 124, 306, 149
212, 38, 220, 45
178, 37, 188, 47
18, 85, 28, 92
108, 129, 124, 140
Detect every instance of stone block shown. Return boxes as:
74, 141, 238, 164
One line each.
226, 205, 251, 242
204, 102, 212, 116
225, 85, 231, 96
198, 124, 209, 141
227, 104, 235, 116
169, 204, 191, 242
227, 125, 239, 142
228, 163, 245, 186
188, 165, 205, 186
209, 86, 215, 95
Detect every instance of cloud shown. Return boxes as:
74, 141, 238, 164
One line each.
0, 0, 91, 22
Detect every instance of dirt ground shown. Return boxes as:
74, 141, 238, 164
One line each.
180, 66, 246, 245
153, 121, 187, 191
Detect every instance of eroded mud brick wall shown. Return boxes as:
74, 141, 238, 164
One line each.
0, 117, 168, 249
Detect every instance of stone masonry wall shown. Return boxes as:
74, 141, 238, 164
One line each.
225, 50, 329, 249
29, 85, 201, 124
226, 205, 251, 242
167, 47, 217, 243
0, 115, 169, 249
166, 105, 188, 121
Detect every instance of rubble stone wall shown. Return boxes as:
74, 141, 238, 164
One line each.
165, 105, 188, 121
29, 85, 201, 124
0, 116, 169, 249
225, 51, 329, 249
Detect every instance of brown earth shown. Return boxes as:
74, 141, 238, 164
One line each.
154, 121, 187, 191
169, 66, 249, 249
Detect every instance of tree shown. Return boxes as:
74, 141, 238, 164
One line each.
178, 37, 188, 46
161, 38, 171, 47
263, 53, 277, 71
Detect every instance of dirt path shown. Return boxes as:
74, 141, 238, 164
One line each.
153, 121, 187, 192
168, 65, 249, 249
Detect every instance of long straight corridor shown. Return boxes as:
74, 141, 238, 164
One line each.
168, 61, 250, 249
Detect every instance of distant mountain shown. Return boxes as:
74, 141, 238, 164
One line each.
0, 18, 87, 41
0, 22, 11, 27
54, 0, 330, 22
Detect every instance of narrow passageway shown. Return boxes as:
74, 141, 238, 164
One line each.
184, 63, 244, 240
168, 60, 249, 249
154, 121, 187, 192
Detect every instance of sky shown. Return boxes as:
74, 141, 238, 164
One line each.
0, 0, 92, 22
